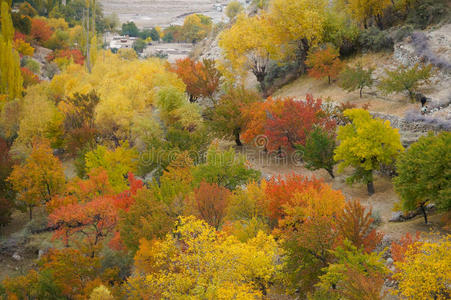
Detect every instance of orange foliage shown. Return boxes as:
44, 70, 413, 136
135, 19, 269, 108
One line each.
390, 232, 421, 263
30, 18, 53, 43
306, 46, 343, 84
187, 181, 231, 228
20, 67, 40, 87
263, 173, 323, 222
241, 95, 335, 151
337, 200, 383, 253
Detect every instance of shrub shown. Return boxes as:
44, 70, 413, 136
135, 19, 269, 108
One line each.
359, 27, 394, 52
406, 0, 448, 29
20, 67, 40, 87
22, 57, 40, 74
30, 18, 54, 44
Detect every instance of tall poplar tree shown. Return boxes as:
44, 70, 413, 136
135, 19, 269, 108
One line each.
0, 0, 23, 100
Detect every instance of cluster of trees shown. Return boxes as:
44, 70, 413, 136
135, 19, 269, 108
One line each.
219, 0, 440, 98
161, 14, 212, 44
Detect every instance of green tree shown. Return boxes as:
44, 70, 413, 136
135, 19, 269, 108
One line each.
393, 132, 451, 224
192, 144, 261, 190
0, 0, 23, 100
339, 63, 374, 98
297, 126, 336, 178
334, 109, 403, 195
379, 63, 433, 101
121, 21, 139, 37
133, 38, 146, 54
225, 0, 244, 22
209, 86, 261, 146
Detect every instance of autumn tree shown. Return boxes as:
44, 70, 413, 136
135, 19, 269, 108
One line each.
249, 95, 335, 151
182, 14, 212, 43
276, 183, 346, 293
393, 234, 451, 300
268, 0, 327, 74
30, 18, 54, 43
192, 144, 261, 190
338, 0, 392, 29
169, 58, 221, 102
390, 232, 421, 264
306, 46, 343, 84
263, 173, 324, 223
297, 126, 336, 178
313, 241, 388, 300
337, 200, 383, 253
339, 63, 374, 98
130, 216, 282, 298
8, 139, 65, 220
186, 182, 231, 229
379, 63, 433, 101
334, 109, 403, 195
49, 195, 117, 255
219, 14, 277, 94
209, 86, 261, 146
393, 132, 450, 224
0, 138, 14, 227
0, 0, 23, 100
84, 142, 138, 191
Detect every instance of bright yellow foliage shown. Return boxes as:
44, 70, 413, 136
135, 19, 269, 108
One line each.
335, 0, 391, 26
49, 52, 185, 139
131, 216, 283, 299
268, 0, 326, 56
394, 235, 451, 300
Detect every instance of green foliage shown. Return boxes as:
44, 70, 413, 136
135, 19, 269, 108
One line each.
84, 142, 138, 191
323, 10, 361, 56
406, 0, 448, 29
339, 63, 374, 98
334, 109, 403, 195
379, 63, 433, 101
297, 126, 336, 178
133, 38, 146, 54
394, 132, 451, 218
312, 241, 388, 300
22, 56, 41, 74
209, 86, 261, 146
225, 0, 244, 22
192, 144, 261, 190
358, 27, 394, 52
121, 21, 139, 37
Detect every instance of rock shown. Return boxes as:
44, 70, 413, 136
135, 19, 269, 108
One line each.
389, 211, 404, 222
386, 257, 394, 265
12, 252, 22, 261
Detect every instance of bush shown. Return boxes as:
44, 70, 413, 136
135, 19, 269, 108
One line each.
406, 0, 447, 29
359, 27, 394, 52
263, 61, 299, 95
21, 57, 40, 74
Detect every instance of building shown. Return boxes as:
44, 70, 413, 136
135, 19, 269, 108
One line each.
109, 36, 138, 50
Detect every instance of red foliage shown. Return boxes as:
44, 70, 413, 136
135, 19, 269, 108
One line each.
241, 95, 335, 151
14, 32, 26, 41
337, 200, 384, 253
169, 58, 221, 101
47, 49, 85, 65
112, 173, 144, 212
391, 232, 421, 263
263, 173, 323, 222
21, 67, 40, 88
30, 18, 53, 43
306, 46, 343, 84
189, 181, 231, 228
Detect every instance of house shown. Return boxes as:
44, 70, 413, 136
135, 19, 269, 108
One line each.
109, 36, 138, 50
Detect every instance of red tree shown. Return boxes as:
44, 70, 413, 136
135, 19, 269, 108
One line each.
169, 58, 221, 102
47, 49, 85, 65
30, 18, 53, 43
390, 232, 421, 263
188, 181, 231, 228
337, 200, 383, 253
263, 173, 323, 223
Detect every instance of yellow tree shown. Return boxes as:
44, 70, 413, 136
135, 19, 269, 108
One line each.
0, 0, 23, 100
268, 0, 327, 73
8, 139, 65, 220
219, 14, 277, 94
130, 216, 283, 298
334, 109, 403, 195
336, 0, 391, 28
394, 234, 451, 300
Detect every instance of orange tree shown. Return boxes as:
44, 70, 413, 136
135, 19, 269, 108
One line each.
306, 45, 343, 84
8, 138, 65, 220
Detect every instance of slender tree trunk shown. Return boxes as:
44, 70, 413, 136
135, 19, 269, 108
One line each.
367, 181, 375, 196
328, 76, 331, 85
327, 168, 335, 179
29, 206, 33, 220
234, 129, 242, 146
420, 203, 428, 224
360, 87, 363, 98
